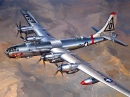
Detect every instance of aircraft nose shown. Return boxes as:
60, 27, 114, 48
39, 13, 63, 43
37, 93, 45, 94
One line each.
4, 50, 9, 57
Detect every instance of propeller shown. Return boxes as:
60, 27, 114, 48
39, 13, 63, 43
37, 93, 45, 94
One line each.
54, 65, 63, 77
16, 21, 24, 40
37, 56, 46, 67
55, 63, 59, 67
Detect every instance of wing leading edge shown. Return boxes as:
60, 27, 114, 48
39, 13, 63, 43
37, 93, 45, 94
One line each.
51, 48, 130, 97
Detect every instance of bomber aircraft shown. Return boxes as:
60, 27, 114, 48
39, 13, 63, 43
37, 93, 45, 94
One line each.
5, 10, 130, 96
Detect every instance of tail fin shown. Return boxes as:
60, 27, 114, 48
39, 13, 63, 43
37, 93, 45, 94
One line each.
93, 12, 127, 46
93, 12, 117, 38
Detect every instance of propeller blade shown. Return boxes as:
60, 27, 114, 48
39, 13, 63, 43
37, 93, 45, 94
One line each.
54, 70, 59, 76
60, 71, 63, 77
19, 21, 24, 39
16, 23, 20, 37
60, 65, 63, 77
54, 65, 64, 77
37, 56, 46, 68
43, 60, 46, 67
19, 21, 21, 28
55, 63, 58, 67
37, 58, 42, 64
54, 71, 64, 77
16, 31, 19, 37
16, 21, 24, 40
20, 36, 24, 40
15, 23, 18, 28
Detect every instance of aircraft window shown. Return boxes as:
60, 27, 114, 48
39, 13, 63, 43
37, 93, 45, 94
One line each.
9, 47, 17, 52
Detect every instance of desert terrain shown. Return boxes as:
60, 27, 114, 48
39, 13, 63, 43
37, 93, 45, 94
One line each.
0, 0, 130, 97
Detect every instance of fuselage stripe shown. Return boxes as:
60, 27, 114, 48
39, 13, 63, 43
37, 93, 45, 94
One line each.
91, 35, 94, 44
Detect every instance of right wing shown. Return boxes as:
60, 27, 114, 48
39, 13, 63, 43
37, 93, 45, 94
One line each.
21, 10, 56, 41
51, 48, 130, 97
78, 63, 130, 97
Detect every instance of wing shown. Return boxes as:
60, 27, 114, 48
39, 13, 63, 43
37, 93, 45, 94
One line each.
51, 48, 130, 97
78, 64, 130, 97
21, 10, 56, 41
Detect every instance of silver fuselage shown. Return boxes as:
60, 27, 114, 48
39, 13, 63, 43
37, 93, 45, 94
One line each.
5, 10, 106, 59
5, 37, 105, 58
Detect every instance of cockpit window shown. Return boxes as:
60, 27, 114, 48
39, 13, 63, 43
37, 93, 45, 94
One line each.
7, 47, 18, 52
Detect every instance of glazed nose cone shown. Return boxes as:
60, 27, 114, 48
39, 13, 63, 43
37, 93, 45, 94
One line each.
4, 50, 9, 57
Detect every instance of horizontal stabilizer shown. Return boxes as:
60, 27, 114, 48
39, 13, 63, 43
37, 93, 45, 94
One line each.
103, 36, 128, 46
91, 27, 99, 32
113, 38, 128, 46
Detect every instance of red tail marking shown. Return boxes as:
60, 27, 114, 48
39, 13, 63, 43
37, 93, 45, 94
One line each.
91, 35, 94, 44
110, 12, 116, 15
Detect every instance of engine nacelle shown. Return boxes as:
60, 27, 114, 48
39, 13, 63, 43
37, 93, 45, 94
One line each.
26, 36, 43, 42
21, 26, 33, 32
43, 53, 63, 63
57, 63, 79, 74
80, 77, 99, 85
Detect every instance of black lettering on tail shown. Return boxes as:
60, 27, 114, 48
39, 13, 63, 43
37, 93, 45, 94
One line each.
104, 17, 115, 32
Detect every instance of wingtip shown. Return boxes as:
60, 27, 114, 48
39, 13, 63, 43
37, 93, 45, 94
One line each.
20, 9, 28, 13
124, 44, 128, 47
110, 12, 116, 15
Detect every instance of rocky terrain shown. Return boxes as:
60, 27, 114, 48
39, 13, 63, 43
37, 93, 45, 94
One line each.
0, 0, 130, 97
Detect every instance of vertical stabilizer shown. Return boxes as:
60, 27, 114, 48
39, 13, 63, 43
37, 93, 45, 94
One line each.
93, 12, 117, 38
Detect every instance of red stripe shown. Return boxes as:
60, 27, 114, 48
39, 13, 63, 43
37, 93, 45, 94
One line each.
91, 35, 94, 44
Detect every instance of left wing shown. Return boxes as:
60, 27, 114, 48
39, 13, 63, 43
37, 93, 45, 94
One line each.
21, 10, 56, 41
51, 48, 130, 97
